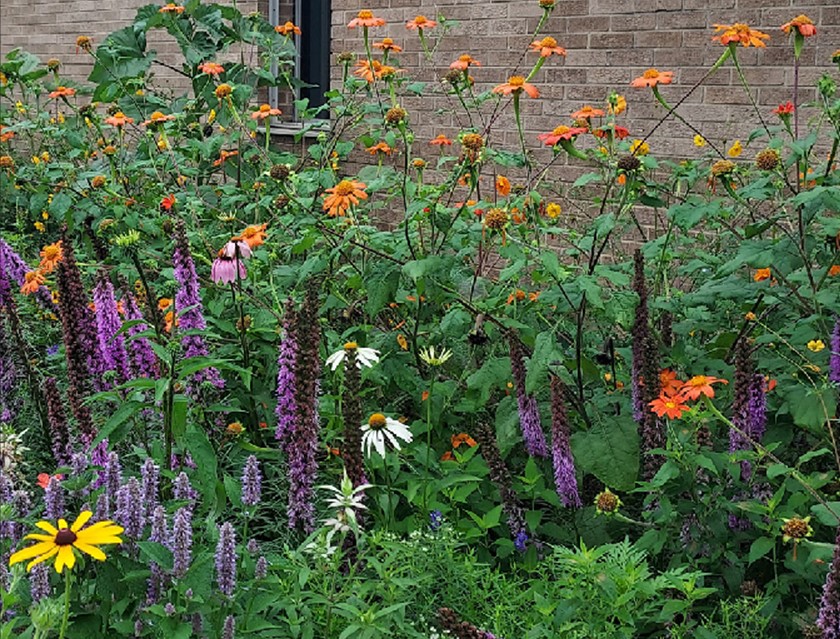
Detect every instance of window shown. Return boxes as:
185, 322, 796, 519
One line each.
269, 0, 331, 124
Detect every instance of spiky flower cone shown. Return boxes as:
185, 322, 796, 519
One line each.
44, 377, 70, 466
93, 270, 131, 385
508, 332, 548, 457
549, 376, 581, 507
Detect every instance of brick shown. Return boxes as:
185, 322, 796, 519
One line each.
588, 32, 635, 49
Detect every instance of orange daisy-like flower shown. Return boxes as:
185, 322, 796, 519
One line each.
366, 142, 393, 155
451, 433, 477, 448
829, 265, 840, 277
20, 270, 46, 295
348, 9, 386, 28
496, 175, 511, 196
679, 375, 728, 401
215, 83, 233, 99
373, 37, 402, 52
712, 23, 770, 48
159, 2, 185, 13
353, 59, 384, 83
754, 267, 771, 282
571, 105, 605, 120
275, 21, 301, 36
48, 86, 76, 99
659, 369, 684, 397
141, 111, 175, 126
773, 102, 795, 115
537, 125, 587, 146
198, 61, 225, 76
781, 15, 816, 37
322, 179, 368, 217
251, 104, 282, 120
649, 393, 689, 419
39, 241, 63, 273
0, 127, 14, 143
406, 15, 437, 30
592, 125, 630, 139
429, 134, 453, 146
75, 36, 92, 53
235, 224, 268, 249
529, 36, 567, 58
493, 76, 539, 98
630, 68, 674, 88
213, 149, 239, 167
450, 54, 481, 71
105, 112, 134, 127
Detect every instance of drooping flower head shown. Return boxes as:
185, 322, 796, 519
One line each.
781, 15, 816, 38
361, 413, 413, 458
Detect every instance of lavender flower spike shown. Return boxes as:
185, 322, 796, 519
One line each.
115, 477, 144, 540
44, 477, 65, 521
818, 523, 840, 638
241, 455, 262, 507
29, 563, 50, 602
830, 316, 840, 385
549, 376, 582, 508
122, 288, 158, 379
274, 302, 298, 443
141, 458, 161, 514
93, 271, 131, 384
171, 507, 193, 578
508, 333, 548, 457
222, 615, 235, 639
215, 522, 237, 597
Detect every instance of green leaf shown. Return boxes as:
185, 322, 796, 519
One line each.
182, 425, 218, 503
811, 502, 840, 527
748, 536, 775, 564
137, 541, 173, 571
571, 414, 639, 490
90, 401, 143, 448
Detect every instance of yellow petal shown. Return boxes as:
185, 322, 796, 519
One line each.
57, 519, 69, 530
74, 542, 107, 562
76, 524, 124, 546
26, 546, 59, 572
9, 541, 57, 566
71, 511, 93, 532
54, 546, 76, 573
35, 521, 58, 535
24, 533, 57, 542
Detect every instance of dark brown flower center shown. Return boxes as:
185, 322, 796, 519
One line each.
55, 529, 77, 546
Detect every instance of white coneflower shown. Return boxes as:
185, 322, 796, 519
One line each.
325, 341, 380, 371
361, 413, 412, 458
419, 345, 452, 366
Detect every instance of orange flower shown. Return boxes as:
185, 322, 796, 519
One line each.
451, 433, 477, 448
773, 102, 795, 116
712, 23, 770, 48
141, 111, 175, 126
75, 35, 92, 53
593, 125, 630, 139
440, 451, 455, 462
507, 289, 526, 304
160, 194, 176, 211
0, 126, 15, 143
397, 334, 408, 350
105, 112, 134, 127
158, 298, 173, 312
353, 59, 384, 83
679, 375, 728, 401
159, 2, 185, 13
537, 125, 587, 146
366, 142, 393, 155
450, 54, 481, 71
251, 104, 282, 120
630, 68, 674, 88
494, 76, 539, 98
829, 265, 840, 277
164, 310, 179, 332
496, 175, 511, 196
429, 134, 453, 146
215, 83, 233, 99
348, 9, 386, 28
48, 86, 75, 99
275, 21, 301, 36
235, 223, 268, 249
322, 179, 367, 217
529, 36, 566, 58
659, 369, 683, 397
571, 105, 605, 120
39, 241, 63, 273
37, 473, 63, 489
649, 393, 689, 419
213, 149, 238, 167
753, 267, 771, 282
373, 38, 402, 52
406, 15, 437, 30
198, 61, 225, 76
781, 15, 816, 37
20, 270, 45, 295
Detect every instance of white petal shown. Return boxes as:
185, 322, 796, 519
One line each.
325, 350, 345, 371
381, 427, 403, 451
371, 431, 386, 457
385, 419, 413, 443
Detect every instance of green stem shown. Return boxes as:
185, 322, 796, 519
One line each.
525, 56, 545, 83
512, 93, 529, 166
58, 571, 72, 639
730, 50, 771, 138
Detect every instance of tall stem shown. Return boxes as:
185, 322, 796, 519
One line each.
58, 571, 72, 639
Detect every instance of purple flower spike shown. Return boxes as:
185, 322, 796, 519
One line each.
222, 615, 235, 639
215, 522, 237, 598
29, 563, 50, 602
171, 507, 193, 578
275, 305, 298, 443
817, 524, 840, 639
122, 289, 158, 379
149, 505, 168, 545
141, 458, 161, 513
549, 376, 581, 508
508, 333, 548, 458
241, 455, 261, 507
44, 477, 65, 521
173, 471, 197, 508
116, 477, 144, 540
830, 317, 840, 385
93, 271, 131, 384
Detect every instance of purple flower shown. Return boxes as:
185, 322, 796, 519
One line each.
101, 450, 122, 515
549, 376, 581, 508
508, 333, 548, 458
830, 317, 840, 385
729, 341, 760, 481
116, 477, 144, 540
46, 344, 60, 357
429, 509, 443, 531
514, 530, 529, 552
29, 563, 50, 602
44, 477, 65, 521
0, 238, 55, 311
173, 471, 197, 507
817, 524, 840, 639
171, 507, 193, 578
122, 289, 158, 379
211, 254, 247, 285
246, 539, 259, 554
222, 615, 235, 639
173, 220, 223, 390
241, 455, 261, 507
93, 271, 131, 384
141, 458, 161, 513
215, 522, 237, 597
71, 452, 88, 477
44, 378, 70, 466
274, 306, 298, 443
0, 320, 21, 424
94, 493, 109, 522
146, 563, 165, 606
164, 602, 176, 616
255, 555, 268, 579
148, 505, 168, 545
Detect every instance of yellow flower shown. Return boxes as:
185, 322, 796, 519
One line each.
545, 202, 562, 219
15, 101, 26, 114
31, 156, 40, 166
396, 334, 408, 350
807, 339, 825, 353
727, 140, 743, 157
694, 134, 706, 147
608, 93, 626, 115
40, 152, 50, 163
9, 511, 123, 573
208, 109, 216, 124
34, 222, 46, 232
630, 139, 649, 156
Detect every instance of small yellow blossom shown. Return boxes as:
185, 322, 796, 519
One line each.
34, 222, 46, 232
807, 339, 825, 353
545, 202, 562, 219
630, 139, 649, 156
727, 140, 743, 158
694, 134, 707, 147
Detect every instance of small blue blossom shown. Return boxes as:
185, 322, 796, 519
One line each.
514, 530, 529, 552
429, 509, 443, 531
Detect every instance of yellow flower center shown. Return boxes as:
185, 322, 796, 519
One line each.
358, 10, 373, 19
643, 69, 660, 79
368, 413, 387, 429
688, 376, 707, 386
55, 528, 77, 546
260, 104, 271, 112
552, 125, 571, 135
414, 15, 427, 24
539, 36, 557, 48
459, 54, 472, 62
508, 76, 525, 87
382, 37, 394, 45
43, 246, 60, 259
343, 341, 358, 350
334, 180, 356, 196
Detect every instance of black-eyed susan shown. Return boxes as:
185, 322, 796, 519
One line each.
9, 511, 123, 573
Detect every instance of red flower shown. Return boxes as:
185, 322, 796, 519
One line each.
781, 15, 816, 38
160, 194, 176, 211
537, 125, 587, 146
592, 125, 630, 139
429, 134, 453, 146
493, 76, 539, 98
773, 101, 795, 116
